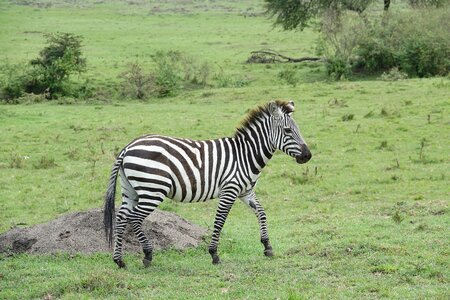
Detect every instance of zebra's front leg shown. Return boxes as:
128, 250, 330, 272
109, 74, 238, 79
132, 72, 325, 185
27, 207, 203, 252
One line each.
209, 192, 237, 264
240, 190, 273, 257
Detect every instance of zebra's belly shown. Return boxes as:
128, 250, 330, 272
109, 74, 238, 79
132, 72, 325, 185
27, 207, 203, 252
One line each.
167, 183, 221, 202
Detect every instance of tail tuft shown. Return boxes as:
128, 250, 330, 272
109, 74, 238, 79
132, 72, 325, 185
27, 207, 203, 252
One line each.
103, 150, 125, 247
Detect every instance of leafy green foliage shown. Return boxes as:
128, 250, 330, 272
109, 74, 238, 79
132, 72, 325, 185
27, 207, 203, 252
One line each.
27, 32, 86, 98
0, 62, 29, 103
152, 51, 182, 97
264, 0, 374, 31
266, 0, 450, 79
119, 63, 154, 99
355, 9, 450, 77
277, 66, 298, 86
326, 56, 352, 80
380, 67, 408, 81
0, 33, 86, 101
118, 51, 214, 99
318, 8, 450, 79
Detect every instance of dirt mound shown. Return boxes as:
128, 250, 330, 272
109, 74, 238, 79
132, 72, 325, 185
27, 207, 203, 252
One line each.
0, 208, 207, 255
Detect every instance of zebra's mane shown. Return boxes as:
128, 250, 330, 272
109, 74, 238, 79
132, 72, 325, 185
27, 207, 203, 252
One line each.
235, 100, 293, 136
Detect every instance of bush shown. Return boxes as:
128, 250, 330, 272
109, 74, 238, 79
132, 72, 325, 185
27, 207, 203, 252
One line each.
0, 62, 29, 103
278, 67, 299, 86
1, 81, 24, 103
15, 93, 47, 104
117, 51, 214, 99
354, 9, 450, 77
317, 9, 364, 80
119, 63, 154, 99
213, 66, 252, 88
380, 67, 408, 81
28, 32, 86, 98
318, 7, 450, 79
180, 55, 211, 86
0, 32, 86, 102
153, 51, 181, 97
326, 56, 351, 80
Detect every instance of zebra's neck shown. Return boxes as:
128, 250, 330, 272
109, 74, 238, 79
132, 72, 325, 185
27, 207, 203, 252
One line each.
234, 117, 276, 177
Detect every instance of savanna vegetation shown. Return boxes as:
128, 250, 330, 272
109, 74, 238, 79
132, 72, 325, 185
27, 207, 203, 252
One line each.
0, 0, 449, 299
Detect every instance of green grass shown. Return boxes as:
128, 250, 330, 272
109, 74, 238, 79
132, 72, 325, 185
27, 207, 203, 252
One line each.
0, 0, 320, 89
0, 1, 449, 299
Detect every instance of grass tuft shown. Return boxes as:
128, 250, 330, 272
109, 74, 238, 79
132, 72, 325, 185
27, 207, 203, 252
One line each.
33, 155, 57, 169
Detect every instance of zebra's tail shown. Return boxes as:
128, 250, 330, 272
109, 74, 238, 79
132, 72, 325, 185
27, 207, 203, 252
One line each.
104, 149, 125, 247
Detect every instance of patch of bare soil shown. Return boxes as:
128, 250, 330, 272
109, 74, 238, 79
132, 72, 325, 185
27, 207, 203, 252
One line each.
0, 208, 207, 255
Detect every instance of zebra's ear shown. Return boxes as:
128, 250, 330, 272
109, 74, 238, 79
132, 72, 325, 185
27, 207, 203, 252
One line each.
269, 102, 283, 118
287, 100, 295, 114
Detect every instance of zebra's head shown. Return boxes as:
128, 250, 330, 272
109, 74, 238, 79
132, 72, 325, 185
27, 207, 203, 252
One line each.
269, 100, 312, 164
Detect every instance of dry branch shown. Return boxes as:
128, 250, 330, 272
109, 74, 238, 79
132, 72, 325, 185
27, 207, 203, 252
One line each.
246, 49, 322, 64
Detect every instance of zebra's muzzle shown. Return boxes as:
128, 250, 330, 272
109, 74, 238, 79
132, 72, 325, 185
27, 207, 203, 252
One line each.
295, 146, 312, 164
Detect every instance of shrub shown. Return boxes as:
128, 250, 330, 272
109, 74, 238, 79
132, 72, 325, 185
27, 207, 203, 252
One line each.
9, 153, 27, 169
214, 65, 233, 88
317, 7, 450, 79
354, 9, 450, 77
0, 33, 86, 102
117, 51, 214, 99
278, 67, 299, 86
180, 55, 211, 86
233, 77, 251, 87
380, 67, 408, 81
326, 56, 351, 80
119, 63, 154, 99
354, 34, 396, 73
213, 68, 252, 88
194, 61, 211, 86
153, 50, 216, 97
0, 62, 29, 103
33, 155, 57, 169
153, 51, 181, 97
28, 32, 86, 98
1, 81, 24, 103
317, 9, 364, 80
15, 93, 47, 104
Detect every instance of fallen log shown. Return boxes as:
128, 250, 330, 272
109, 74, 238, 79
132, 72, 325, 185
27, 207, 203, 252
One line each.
246, 49, 322, 64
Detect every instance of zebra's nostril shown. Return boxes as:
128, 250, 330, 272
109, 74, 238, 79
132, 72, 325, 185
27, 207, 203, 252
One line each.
295, 148, 311, 164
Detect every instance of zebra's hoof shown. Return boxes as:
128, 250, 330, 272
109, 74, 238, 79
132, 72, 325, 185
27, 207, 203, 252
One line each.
211, 255, 221, 265
264, 249, 274, 257
114, 259, 127, 269
143, 258, 152, 267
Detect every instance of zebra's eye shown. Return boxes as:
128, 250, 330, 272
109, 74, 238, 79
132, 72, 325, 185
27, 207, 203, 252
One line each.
283, 127, 292, 134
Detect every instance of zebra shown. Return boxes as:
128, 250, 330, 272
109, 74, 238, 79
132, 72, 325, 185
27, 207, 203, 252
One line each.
104, 100, 311, 268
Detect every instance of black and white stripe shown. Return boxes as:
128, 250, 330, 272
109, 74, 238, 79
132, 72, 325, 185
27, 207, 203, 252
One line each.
104, 100, 311, 267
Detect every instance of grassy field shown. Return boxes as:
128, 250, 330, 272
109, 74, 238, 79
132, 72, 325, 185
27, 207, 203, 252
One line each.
0, 1, 449, 299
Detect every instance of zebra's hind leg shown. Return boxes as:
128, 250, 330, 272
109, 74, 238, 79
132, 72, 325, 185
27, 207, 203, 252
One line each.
239, 190, 273, 257
113, 204, 131, 268
113, 168, 139, 269
128, 195, 164, 267
113, 201, 139, 268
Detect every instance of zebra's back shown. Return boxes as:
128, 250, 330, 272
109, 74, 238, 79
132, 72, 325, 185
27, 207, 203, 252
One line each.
121, 134, 236, 202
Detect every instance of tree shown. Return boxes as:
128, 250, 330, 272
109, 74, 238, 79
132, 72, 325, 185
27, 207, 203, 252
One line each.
27, 32, 86, 98
264, 0, 375, 31
264, 0, 447, 31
